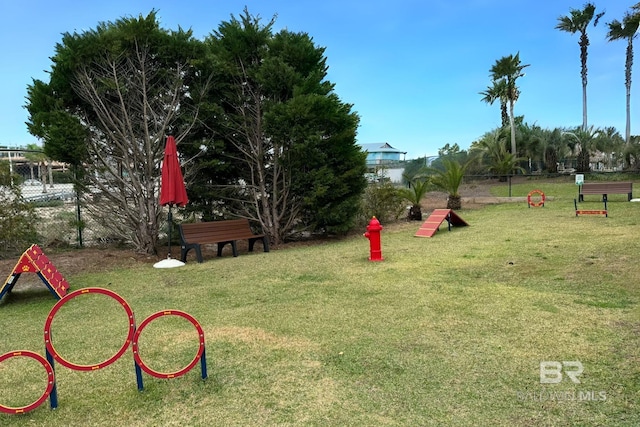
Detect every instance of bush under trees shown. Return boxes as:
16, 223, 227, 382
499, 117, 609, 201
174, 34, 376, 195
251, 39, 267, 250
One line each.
0, 163, 38, 257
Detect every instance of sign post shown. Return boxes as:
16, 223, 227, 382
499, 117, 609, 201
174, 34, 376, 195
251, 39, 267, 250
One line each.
576, 174, 584, 202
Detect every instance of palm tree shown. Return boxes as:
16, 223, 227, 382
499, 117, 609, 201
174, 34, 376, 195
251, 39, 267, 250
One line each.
623, 135, 640, 168
594, 127, 625, 169
398, 177, 430, 221
471, 129, 525, 180
543, 128, 569, 173
562, 126, 601, 172
489, 53, 529, 156
607, 9, 640, 145
428, 159, 468, 210
556, 3, 605, 132
517, 122, 546, 172
479, 78, 509, 128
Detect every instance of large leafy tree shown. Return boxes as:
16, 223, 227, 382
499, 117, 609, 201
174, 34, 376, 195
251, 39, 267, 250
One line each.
488, 53, 529, 156
25, 12, 212, 254
607, 7, 640, 146
204, 9, 366, 244
556, 3, 605, 132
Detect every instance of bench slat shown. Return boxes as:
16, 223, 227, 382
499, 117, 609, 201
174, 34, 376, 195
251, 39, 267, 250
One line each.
579, 182, 632, 201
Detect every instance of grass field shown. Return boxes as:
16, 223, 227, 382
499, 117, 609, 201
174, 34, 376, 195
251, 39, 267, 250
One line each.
0, 179, 639, 426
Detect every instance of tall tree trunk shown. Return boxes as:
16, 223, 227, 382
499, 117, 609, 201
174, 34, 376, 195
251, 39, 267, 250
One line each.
545, 148, 558, 173
508, 101, 516, 155
625, 39, 633, 144
500, 101, 509, 128
48, 160, 54, 188
40, 162, 47, 193
582, 82, 588, 132
577, 149, 591, 172
580, 32, 589, 131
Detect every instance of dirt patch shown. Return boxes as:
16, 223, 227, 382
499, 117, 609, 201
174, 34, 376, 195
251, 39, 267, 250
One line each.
0, 247, 156, 292
423, 180, 496, 211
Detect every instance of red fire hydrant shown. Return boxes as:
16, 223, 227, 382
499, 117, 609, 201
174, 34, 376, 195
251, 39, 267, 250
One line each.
363, 216, 384, 261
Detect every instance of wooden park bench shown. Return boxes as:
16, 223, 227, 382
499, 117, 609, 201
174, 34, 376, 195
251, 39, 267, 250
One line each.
178, 219, 269, 263
579, 182, 632, 202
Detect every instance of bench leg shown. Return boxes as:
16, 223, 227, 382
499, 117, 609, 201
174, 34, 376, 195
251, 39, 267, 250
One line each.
248, 237, 270, 253
181, 244, 203, 263
217, 241, 238, 257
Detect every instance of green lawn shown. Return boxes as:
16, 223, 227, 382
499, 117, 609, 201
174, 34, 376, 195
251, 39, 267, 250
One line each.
1, 179, 639, 426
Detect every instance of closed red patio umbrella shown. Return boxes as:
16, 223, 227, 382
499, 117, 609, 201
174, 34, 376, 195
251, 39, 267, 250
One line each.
155, 136, 188, 268
160, 136, 188, 207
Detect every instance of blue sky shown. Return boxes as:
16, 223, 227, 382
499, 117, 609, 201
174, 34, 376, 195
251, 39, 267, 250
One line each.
1, 0, 634, 158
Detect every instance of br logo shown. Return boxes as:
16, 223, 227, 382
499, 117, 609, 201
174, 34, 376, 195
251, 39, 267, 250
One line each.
539, 361, 584, 384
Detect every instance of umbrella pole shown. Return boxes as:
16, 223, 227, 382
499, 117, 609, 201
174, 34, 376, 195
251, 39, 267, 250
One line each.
167, 204, 173, 259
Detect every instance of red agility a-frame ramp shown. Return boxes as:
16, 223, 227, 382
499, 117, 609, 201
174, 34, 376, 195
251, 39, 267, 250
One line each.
415, 209, 468, 238
0, 244, 70, 301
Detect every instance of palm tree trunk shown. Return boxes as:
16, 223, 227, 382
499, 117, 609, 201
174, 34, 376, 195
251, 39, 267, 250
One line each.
508, 101, 516, 154
447, 195, 462, 210
582, 83, 588, 132
625, 40, 633, 144
577, 149, 591, 172
408, 205, 422, 221
581, 32, 589, 132
626, 88, 631, 144
500, 102, 509, 128
545, 148, 558, 173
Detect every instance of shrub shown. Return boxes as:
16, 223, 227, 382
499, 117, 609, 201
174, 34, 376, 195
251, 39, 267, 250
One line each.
0, 186, 40, 257
358, 182, 406, 226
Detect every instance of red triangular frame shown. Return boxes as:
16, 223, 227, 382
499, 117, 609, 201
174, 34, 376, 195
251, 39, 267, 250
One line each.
415, 209, 469, 238
0, 244, 70, 301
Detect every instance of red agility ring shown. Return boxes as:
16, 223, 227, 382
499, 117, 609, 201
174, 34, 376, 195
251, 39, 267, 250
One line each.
132, 310, 205, 379
0, 350, 55, 414
44, 288, 135, 371
527, 189, 545, 207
